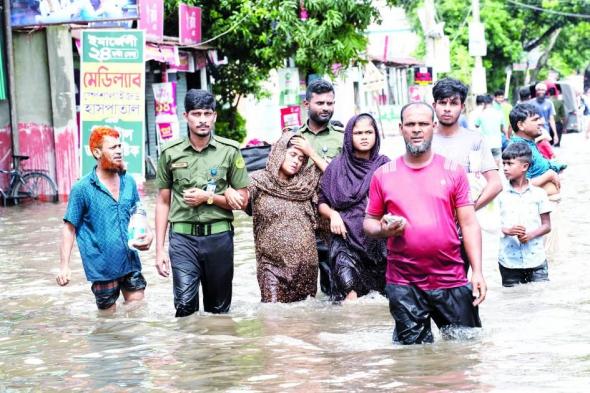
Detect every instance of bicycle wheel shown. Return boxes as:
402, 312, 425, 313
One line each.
11, 172, 58, 203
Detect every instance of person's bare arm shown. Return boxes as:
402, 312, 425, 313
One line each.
183, 187, 246, 211
155, 189, 171, 277
363, 214, 405, 238
56, 222, 76, 286
289, 136, 328, 172
457, 205, 486, 306
530, 169, 560, 192
320, 202, 347, 239
549, 115, 558, 145
518, 212, 551, 243
474, 170, 502, 211
224, 187, 249, 210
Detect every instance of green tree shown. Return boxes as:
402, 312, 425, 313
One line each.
164, 0, 379, 141
388, 0, 590, 96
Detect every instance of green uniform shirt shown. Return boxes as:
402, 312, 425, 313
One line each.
298, 121, 344, 163
156, 135, 250, 224
551, 97, 565, 123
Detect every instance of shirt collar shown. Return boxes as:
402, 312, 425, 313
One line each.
300, 121, 330, 135
507, 180, 532, 194
89, 166, 126, 192
182, 135, 218, 152
511, 135, 535, 145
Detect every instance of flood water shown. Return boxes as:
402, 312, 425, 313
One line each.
1, 133, 590, 392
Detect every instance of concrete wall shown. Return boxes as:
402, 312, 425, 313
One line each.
46, 26, 78, 196
8, 28, 79, 198
0, 101, 11, 189
13, 31, 55, 181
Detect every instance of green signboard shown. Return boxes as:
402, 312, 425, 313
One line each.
80, 30, 145, 178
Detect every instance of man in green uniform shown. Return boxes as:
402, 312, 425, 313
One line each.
297, 79, 344, 296
155, 89, 249, 317
298, 79, 344, 163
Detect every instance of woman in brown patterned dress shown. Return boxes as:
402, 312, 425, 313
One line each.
248, 131, 323, 303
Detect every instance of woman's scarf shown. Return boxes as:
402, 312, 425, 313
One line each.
250, 131, 321, 202
320, 113, 390, 210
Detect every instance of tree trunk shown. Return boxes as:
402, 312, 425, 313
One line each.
530, 28, 562, 82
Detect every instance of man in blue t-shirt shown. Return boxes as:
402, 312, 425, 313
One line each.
56, 127, 153, 311
529, 82, 558, 145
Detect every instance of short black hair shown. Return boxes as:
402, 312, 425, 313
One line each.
494, 90, 504, 97
400, 102, 435, 123
432, 77, 468, 103
305, 79, 334, 101
509, 103, 541, 132
484, 94, 494, 105
519, 87, 531, 101
475, 95, 486, 106
502, 141, 532, 166
185, 89, 216, 112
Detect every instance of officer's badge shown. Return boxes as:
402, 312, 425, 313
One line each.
235, 156, 245, 169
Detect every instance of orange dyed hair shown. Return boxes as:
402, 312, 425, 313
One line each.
89, 126, 120, 153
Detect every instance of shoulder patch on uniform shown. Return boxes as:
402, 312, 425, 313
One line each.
213, 135, 240, 150
234, 155, 245, 169
160, 138, 185, 152
330, 124, 344, 132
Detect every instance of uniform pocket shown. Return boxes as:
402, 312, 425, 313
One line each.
172, 168, 191, 189
213, 166, 229, 191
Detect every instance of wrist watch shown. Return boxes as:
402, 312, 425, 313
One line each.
207, 192, 214, 205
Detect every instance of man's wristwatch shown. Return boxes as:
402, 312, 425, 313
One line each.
207, 192, 214, 205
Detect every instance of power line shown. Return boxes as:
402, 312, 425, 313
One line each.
450, 6, 472, 45
506, 0, 590, 19
194, 13, 250, 47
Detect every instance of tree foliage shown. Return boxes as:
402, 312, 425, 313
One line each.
164, 0, 379, 141
387, 0, 590, 98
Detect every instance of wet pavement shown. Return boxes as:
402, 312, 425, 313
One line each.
1, 133, 589, 392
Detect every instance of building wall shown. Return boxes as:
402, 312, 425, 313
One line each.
0, 101, 11, 190
13, 31, 55, 181
46, 26, 78, 197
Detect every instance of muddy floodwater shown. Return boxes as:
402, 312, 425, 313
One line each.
1, 133, 590, 392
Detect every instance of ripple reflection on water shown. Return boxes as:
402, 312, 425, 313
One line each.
1, 134, 590, 391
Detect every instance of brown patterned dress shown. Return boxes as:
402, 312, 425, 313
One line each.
249, 132, 322, 303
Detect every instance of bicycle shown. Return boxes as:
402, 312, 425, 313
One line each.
0, 155, 58, 206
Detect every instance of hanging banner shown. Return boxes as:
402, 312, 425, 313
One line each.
10, 0, 139, 28
278, 68, 300, 106
179, 4, 202, 45
153, 82, 180, 144
168, 51, 195, 72
80, 30, 145, 178
280, 106, 302, 130
138, 0, 164, 41
414, 66, 433, 86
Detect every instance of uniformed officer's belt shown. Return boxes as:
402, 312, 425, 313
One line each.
172, 221, 232, 236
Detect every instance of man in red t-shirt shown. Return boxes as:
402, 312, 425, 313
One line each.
363, 102, 487, 345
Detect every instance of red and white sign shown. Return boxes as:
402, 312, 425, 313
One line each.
280, 106, 302, 130
153, 82, 181, 143
168, 51, 195, 73
179, 4, 202, 45
138, 0, 164, 41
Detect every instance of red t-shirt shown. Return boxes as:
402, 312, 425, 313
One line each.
366, 154, 473, 290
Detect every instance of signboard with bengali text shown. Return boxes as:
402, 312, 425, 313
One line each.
137, 0, 164, 41
153, 82, 181, 144
80, 30, 145, 178
179, 4, 202, 45
10, 0, 139, 28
